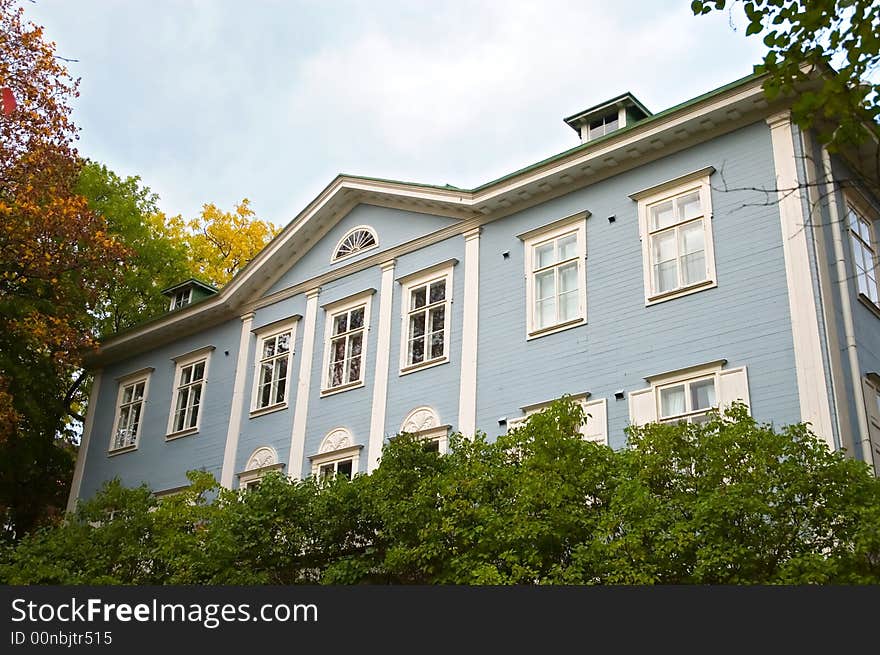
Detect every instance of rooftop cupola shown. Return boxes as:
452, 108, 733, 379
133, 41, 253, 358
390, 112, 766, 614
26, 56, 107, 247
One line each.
160, 278, 219, 312
563, 92, 651, 143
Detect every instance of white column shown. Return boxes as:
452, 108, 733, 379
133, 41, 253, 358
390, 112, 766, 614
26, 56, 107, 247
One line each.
288, 288, 320, 478
220, 312, 254, 487
368, 260, 396, 472
458, 227, 481, 437
766, 112, 834, 445
66, 370, 102, 513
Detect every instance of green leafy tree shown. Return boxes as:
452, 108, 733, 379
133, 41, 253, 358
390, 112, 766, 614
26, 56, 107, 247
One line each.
691, 0, 880, 149
2, 401, 879, 584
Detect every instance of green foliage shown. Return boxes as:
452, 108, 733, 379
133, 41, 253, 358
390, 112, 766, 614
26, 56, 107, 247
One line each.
691, 0, 880, 149
3, 400, 879, 584
75, 162, 192, 336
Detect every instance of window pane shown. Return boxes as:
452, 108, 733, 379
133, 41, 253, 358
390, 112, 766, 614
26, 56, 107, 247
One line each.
409, 338, 424, 364
349, 307, 365, 330
319, 463, 335, 479
558, 234, 578, 261
122, 385, 134, 404
193, 361, 205, 381
430, 307, 445, 333
429, 280, 445, 303
263, 338, 276, 358
334, 314, 348, 335
430, 331, 444, 359
690, 379, 716, 411
678, 191, 702, 221
559, 291, 579, 322
336, 459, 353, 480
332, 338, 346, 363
411, 286, 427, 310
275, 377, 286, 405
410, 313, 426, 339
681, 252, 706, 286
348, 355, 361, 382
535, 270, 555, 301
348, 333, 362, 358
133, 382, 144, 400
180, 365, 192, 386
660, 385, 686, 417
558, 262, 578, 293
847, 206, 860, 232
118, 405, 131, 431
330, 361, 344, 387
277, 332, 290, 353
536, 298, 556, 329
859, 217, 872, 244
651, 200, 675, 230
535, 242, 555, 269
869, 275, 879, 304
858, 269, 870, 297
604, 117, 618, 132
260, 380, 271, 408
653, 232, 677, 293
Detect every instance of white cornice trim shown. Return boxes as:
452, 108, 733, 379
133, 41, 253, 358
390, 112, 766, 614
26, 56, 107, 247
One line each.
90, 75, 773, 364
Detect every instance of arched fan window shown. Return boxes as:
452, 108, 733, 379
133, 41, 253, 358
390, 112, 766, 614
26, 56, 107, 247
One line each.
332, 226, 378, 262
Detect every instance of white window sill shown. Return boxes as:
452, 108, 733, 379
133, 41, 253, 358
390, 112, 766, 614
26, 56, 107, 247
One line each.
320, 380, 365, 397
857, 293, 880, 319
646, 279, 715, 306
165, 427, 198, 441
249, 402, 288, 419
526, 317, 586, 341
400, 356, 449, 376
107, 444, 137, 457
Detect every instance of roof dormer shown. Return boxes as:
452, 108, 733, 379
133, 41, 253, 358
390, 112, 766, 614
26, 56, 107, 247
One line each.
563, 92, 651, 143
161, 278, 219, 312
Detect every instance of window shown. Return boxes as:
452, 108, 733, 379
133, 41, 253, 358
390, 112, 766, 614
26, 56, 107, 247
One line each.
628, 360, 750, 427
332, 225, 378, 263
310, 428, 361, 480
321, 292, 372, 394
632, 169, 717, 304
587, 112, 619, 141
238, 446, 284, 489
862, 375, 880, 475
657, 376, 716, 424
506, 395, 607, 445
109, 368, 153, 453
167, 346, 213, 438
399, 406, 450, 453
846, 195, 880, 306
399, 263, 454, 373
251, 319, 297, 414
520, 214, 587, 338
170, 288, 192, 310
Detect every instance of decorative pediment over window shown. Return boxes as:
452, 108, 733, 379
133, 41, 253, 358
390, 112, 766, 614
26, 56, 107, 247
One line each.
319, 428, 353, 453
245, 446, 278, 471
332, 226, 378, 262
400, 406, 440, 434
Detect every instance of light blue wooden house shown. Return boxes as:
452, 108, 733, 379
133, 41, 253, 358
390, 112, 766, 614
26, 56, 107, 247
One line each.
68, 69, 880, 506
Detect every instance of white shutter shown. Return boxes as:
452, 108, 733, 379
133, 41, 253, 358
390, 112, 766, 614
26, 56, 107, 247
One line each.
581, 398, 607, 445
628, 387, 656, 426
718, 366, 750, 414
506, 415, 528, 433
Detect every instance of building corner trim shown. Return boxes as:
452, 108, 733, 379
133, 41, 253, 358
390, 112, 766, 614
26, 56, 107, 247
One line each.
368, 260, 396, 472
458, 227, 481, 437
66, 370, 103, 513
220, 312, 255, 487
288, 288, 321, 478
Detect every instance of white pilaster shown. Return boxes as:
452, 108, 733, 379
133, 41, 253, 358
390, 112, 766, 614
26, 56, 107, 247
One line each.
766, 112, 834, 445
368, 260, 396, 472
458, 227, 481, 437
288, 288, 320, 478
220, 312, 254, 487
66, 370, 102, 513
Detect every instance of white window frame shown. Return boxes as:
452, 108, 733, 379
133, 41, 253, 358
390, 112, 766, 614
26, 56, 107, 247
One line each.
108, 367, 154, 455
632, 168, 718, 305
655, 374, 719, 425
170, 287, 192, 311
587, 111, 620, 141
506, 393, 607, 445
398, 262, 454, 375
845, 191, 880, 309
399, 406, 450, 454
320, 291, 373, 396
310, 428, 362, 480
250, 318, 298, 417
237, 446, 284, 489
331, 225, 379, 263
519, 212, 588, 339
166, 346, 214, 440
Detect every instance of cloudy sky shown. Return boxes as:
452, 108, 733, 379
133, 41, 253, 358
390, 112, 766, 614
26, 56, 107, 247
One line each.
25, 0, 765, 227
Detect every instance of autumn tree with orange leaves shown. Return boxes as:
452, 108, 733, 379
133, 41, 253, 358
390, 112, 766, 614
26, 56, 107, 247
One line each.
0, 0, 127, 540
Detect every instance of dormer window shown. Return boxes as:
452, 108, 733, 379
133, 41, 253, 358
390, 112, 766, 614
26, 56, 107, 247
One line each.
588, 112, 619, 141
332, 226, 378, 263
171, 288, 192, 311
